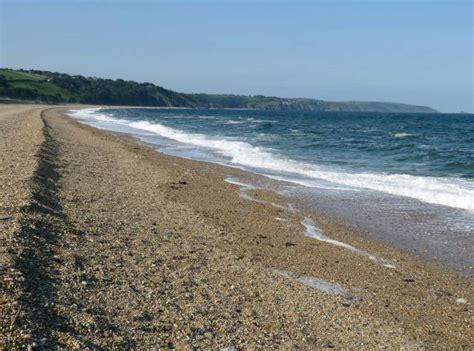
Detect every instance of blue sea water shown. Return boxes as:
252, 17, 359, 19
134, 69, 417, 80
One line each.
70, 107, 473, 211
69, 107, 474, 275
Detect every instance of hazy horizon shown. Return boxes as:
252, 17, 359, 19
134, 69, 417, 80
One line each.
1, 0, 472, 113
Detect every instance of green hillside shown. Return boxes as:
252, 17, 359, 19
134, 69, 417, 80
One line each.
0, 69, 72, 102
187, 94, 438, 113
0, 68, 198, 106
0, 68, 438, 113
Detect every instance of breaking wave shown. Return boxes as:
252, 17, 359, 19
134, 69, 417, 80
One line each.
68, 108, 474, 212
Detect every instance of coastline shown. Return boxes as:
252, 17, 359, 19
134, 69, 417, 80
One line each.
69, 106, 474, 276
1, 105, 472, 349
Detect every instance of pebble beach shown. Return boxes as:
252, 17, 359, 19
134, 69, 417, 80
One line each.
0, 105, 472, 349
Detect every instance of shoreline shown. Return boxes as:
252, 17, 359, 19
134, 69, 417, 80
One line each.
1, 105, 472, 349
70, 105, 474, 276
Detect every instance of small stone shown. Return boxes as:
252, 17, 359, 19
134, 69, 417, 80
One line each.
322, 341, 335, 348
285, 242, 296, 247
81, 280, 88, 286
433, 288, 453, 298
204, 332, 213, 339
103, 275, 111, 282
456, 298, 467, 304
0, 215, 12, 221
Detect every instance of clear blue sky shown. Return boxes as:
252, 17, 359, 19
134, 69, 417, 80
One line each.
1, 0, 472, 112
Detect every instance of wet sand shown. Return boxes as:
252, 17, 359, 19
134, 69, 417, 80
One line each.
0, 105, 472, 349
283, 185, 474, 277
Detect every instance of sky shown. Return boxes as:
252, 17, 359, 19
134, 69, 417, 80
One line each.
0, 0, 472, 112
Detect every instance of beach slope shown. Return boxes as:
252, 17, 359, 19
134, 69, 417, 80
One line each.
0, 105, 472, 349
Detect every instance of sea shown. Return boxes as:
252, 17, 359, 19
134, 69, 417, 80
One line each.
68, 107, 474, 275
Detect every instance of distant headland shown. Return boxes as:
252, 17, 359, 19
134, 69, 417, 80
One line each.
0, 68, 437, 113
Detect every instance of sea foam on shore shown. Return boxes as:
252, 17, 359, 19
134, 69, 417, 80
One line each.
68, 107, 474, 275
68, 108, 474, 212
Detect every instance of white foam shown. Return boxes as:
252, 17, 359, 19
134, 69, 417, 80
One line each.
225, 177, 397, 268
68, 108, 474, 212
125, 121, 474, 211
246, 118, 272, 123
224, 120, 245, 125
297, 276, 348, 295
275, 217, 289, 222
224, 178, 297, 212
302, 217, 396, 268
68, 108, 121, 123
269, 174, 358, 191
273, 269, 351, 296
224, 177, 266, 203
224, 177, 257, 190
394, 132, 416, 138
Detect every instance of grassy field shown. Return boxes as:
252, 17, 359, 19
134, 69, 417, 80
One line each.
1, 69, 47, 81
0, 69, 72, 101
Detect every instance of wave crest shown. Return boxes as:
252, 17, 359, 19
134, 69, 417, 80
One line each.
68, 109, 474, 212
